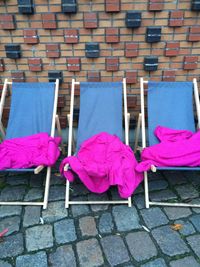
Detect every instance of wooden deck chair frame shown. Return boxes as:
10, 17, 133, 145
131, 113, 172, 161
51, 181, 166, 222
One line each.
65, 78, 132, 208
135, 77, 200, 209
0, 79, 61, 209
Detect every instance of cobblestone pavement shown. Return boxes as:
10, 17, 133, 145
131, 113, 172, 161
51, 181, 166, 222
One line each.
1, 162, 200, 267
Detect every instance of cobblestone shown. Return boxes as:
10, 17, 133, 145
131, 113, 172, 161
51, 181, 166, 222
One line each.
148, 180, 168, 191
186, 234, 200, 258
126, 231, 157, 262
164, 206, 192, 220
42, 201, 68, 223
112, 205, 141, 231
0, 216, 20, 236
48, 186, 65, 201
0, 233, 24, 258
170, 256, 200, 267
174, 219, 196, 236
175, 184, 199, 200
26, 225, 53, 252
0, 260, 12, 267
76, 238, 104, 267
79, 216, 98, 237
0, 205, 22, 218
141, 258, 167, 267
101, 235, 130, 266
16, 252, 47, 267
189, 214, 200, 231
49, 245, 77, 267
152, 225, 189, 256
140, 207, 168, 229
99, 212, 114, 233
54, 219, 77, 244
24, 188, 43, 201
71, 203, 90, 217
0, 186, 26, 201
150, 189, 177, 202
23, 206, 41, 227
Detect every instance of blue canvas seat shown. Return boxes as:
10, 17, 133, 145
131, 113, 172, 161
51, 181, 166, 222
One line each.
0, 79, 60, 209
65, 79, 131, 208
135, 78, 200, 208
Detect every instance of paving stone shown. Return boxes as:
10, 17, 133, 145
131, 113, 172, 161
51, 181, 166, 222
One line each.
0, 216, 20, 236
54, 219, 77, 244
101, 235, 130, 266
0, 233, 24, 258
175, 219, 196, 236
134, 184, 144, 194
150, 189, 177, 202
49, 245, 76, 267
71, 183, 90, 196
140, 207, 168, 229
26, 225, 53, 252
79, 216, 98, 237
50, 174, 65, 185
141, 258, 167, 267
170, 256, 200, 267
165, 171, 187, 185
152, 225, 189, 256
191, 198, 200, 213
112, 206, 141, 231
133, 194, 145, 209
175, 184, 199, 200
149, 180, 168, 191
42, 201, 68, 223
23, 206, 41, 227
0, 205, 22, 219
99, 212, 114, 234
76, 238, 104, 267
126, 231, 157, 262
186, 234, 200, 257
71, 203, 90, 217
164, 207, 192, 220
0, 186, 26, 201
189, 214, 200, 231
49, 186, 65, 201
0, 260, 12, 267
24, 188, 43, 201
30, 175, 43, 187
88, 193, 109, 212
16, 251, 47, 267
6, 175, 29, 185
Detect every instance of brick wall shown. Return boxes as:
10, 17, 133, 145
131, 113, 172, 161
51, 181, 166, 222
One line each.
0, 0, 200, 128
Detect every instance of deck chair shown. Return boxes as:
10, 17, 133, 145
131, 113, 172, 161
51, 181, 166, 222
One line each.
65, 78, 132, 208
135, 77, 200, 208
0, 79, 61, 209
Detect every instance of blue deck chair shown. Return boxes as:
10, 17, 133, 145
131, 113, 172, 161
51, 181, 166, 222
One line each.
135, 78, 200, 208
0, 79, 61, 209
65, 79, 131, 208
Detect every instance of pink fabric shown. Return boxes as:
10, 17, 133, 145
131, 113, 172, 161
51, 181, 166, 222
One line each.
0, 133, 61, 170
136, 126, 200, 172
60, 132, 143, 198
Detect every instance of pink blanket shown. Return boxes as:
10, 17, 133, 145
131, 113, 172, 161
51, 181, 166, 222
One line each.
60, 132, 143, 198
0, 133, 61, 169
136, 126, 200, 172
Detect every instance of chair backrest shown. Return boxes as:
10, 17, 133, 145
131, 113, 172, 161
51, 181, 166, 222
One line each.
76, 82, 123, 150
6, 82, 56, 139
147, 81, 195, 146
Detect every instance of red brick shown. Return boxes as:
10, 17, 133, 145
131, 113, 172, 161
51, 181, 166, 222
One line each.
0, 14, 15, 30
87, 71, 101, 82
0, 59, 4, 72
11, 71, 25, 82
125, 43, 139, 57
42, 13, 57, 29
105, 28, 119, 43
105, 0, 120, 12
59, 116, 67, 129
64, 29, 79, 44
24, 29, 39, 44
169, 11, 184, 27
126, 71, 137, 84
84, 13, 98, 29
188, 26, 200, 42
58, 96, 65, 108
165, 42, 180, 57
28, 58, 42, 72
67, 58, 81, 72
149, 0, 164, 11
162, 70, 176, 81
46, 44, 60, 58
183, 56, 198, 70
127, 96, 137, 108
106, 57, 119, 71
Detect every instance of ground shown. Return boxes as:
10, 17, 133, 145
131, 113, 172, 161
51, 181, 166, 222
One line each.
0, 160, 200, 267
